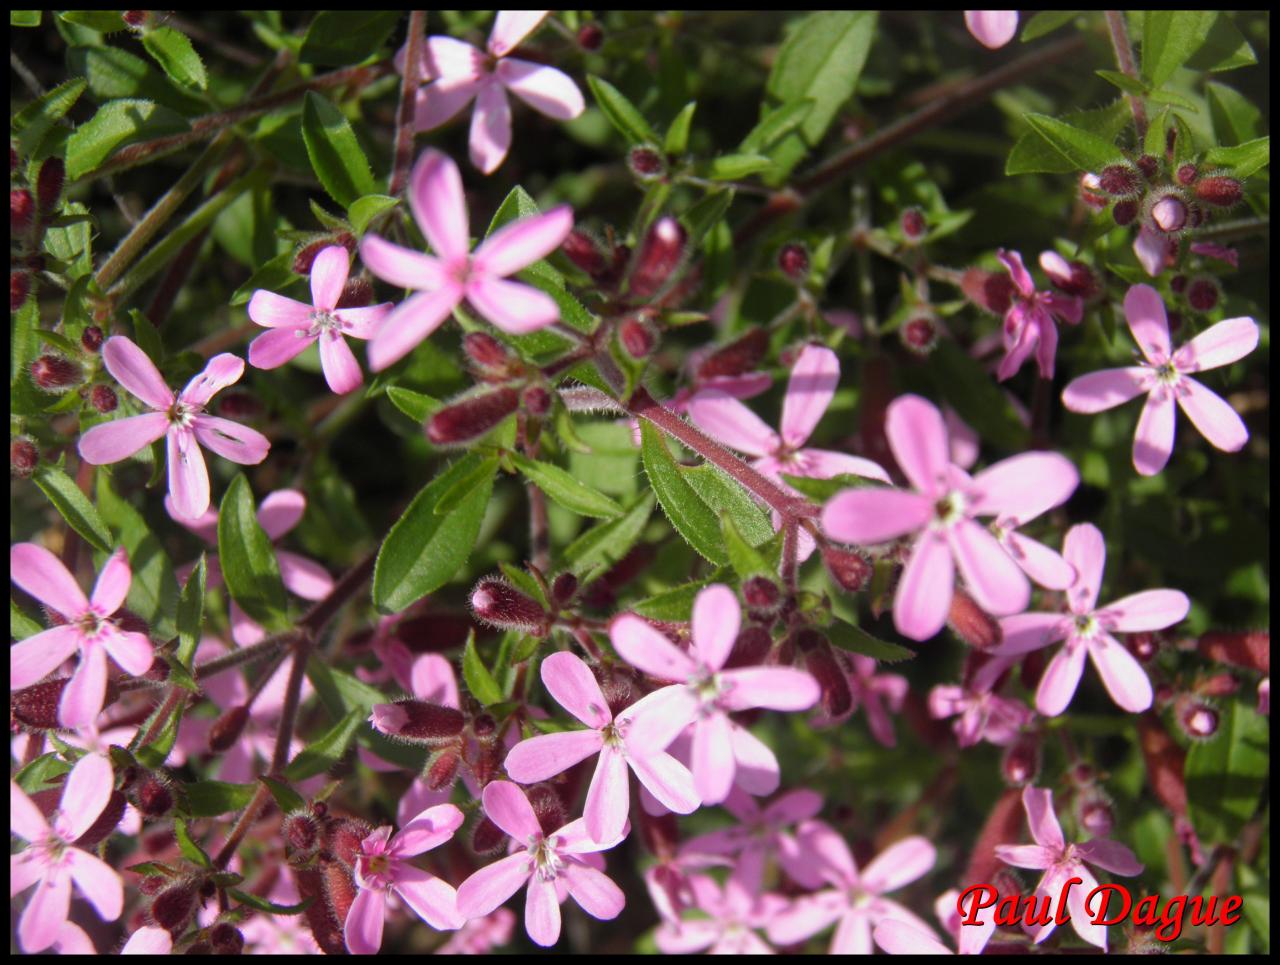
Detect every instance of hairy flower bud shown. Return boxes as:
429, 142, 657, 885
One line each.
1150, 193, 1188, 233
1177, 699, 1219, 740
472, 815, 507, 856
900, 207, 927, 240
1076, 789, 1115, 837
81, 325, 105, 353
527, 783, 567, 837
561, 229, 607, 277
596, 665, 637, 717
577, 22, 604, 50
1175, 162, 1198, 187
208, 705, 250, 753
1079, 172, 1107, 209
90, 384, 119, 413
960, 268, 1015, 315
463, 332, 517, 380
293, 234, 355, 275
209, 923, 245, 955
294, 867, 347, 955
283, 810, 323, 859
1135, 154, 1160, 180
627, 145, 667, 181
426, 387, 520, 445
11, 270, 30, 311
628, 217, 686, 299
12, 188, 35, 234
335, 276, 374, 309
1126, 632, 1160, 662
1194, 175, 1243, 208
742, 575, 781, 613
36, 157, 65, 216
800, 635, 852, 718
1169, 274, 1188, 295
1038, 251, 1098, 299
947, 589, 1002, 650
899, 316, 938, 355
695, 327, 768, 380
123, 10, 150, 27
551, 572, 578, 607
370, 700, 466, 744
10, 436, 39, 478
777, 242, 810, 281
724, 626, 773, 670
30, 354, 82, 391
1000, 733, 1041, 787
326, 818, 372, 870
1098, 163, 1141, 197
1197, 629, 1269, 674
151, 881, 199, 934
470, 578, 549, 634
1186, 276, 1219, 313
618, 316, 658, 360
822, 545, 872, 593
425, 747, 462, 790
137, 775, 175, 818
1112, 198, 1139, 226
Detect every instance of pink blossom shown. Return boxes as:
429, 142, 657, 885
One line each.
964, 11, 1018, 49
455, 781, 627, 947
344, 804, 466, 953
241, 870, 321, 954
768, 822, 939, 954
1134, 223, 1176, 277
993, 523, 1188, 715
166, 488, 333, 645
11, 754, 123, 952
842, 654, 909, 746
609, 584, 820, 805
1189, 241, 1239, 269
1062, 283, 1258, 476
51, 921, 97, 954
644, 851, 734, 926
943, 406, 980, 469
505, 651, 699, 843
994, 786, 1142, 949
360, 149, 573, 370
928, 676, 1032, 748
655, 874, 786, 954
821, 394, 1079, 641
994, 250, 1083, 381
436, 907, 516, 954
10, 544, 153, 727
78, 337, 269, 519
121, 925, 174, 954
399, 12, 585, 173
247, 245, 392, 394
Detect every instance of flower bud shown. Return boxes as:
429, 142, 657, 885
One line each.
1112, 198, 1139, 226
1175, 162, 1198, 186
370, 700, 465, 743
777, 242, 810, 281
550, 572, 578, 607
1038, 251, 1098, 299
283, 810, 323, 859
1098, 162, 1141, 196
213, 390, 261, 421
294, 867, 347, 955
123, 10, 150, 27
426, 387, 519, 445
960, 268, 1015, 315
618, 316, 657, 359
577, 22, 604, 50
526, 783, 567, 836
10, 436, 39, 478
1186, 276, 1219, 313
522, 384, 551, 417
822, 545, 872, 593
137, 774, 175, 817
724, 626, 773, 669
596, 665, 637, 716
947, 589, 1002, 650
425, 747, 461, 790
326, 817, 372, 870
1150, 194, 1188, 233
12, 188, 34, 234
1135, 154, 1160, 180
335, 276, 374, 309
151, 881, 199, 934
1079, 172, 1107, 209
1000, 733, 1041, 787
36, 157, 64, 216
81, 325, 105, 352
208, 705, 250, 753
209, 923, 245, 955
638, 808, 679, 861
742, 575, 781, 613
1076, 790, 1115, 837
11, 270, 30, 311
472, 815, 507, 856
472, 712, 498, 745
30, 354, 82, 391
900, 207, 927, 240
294, 234, 356, 275
1194, 175, 1243, 208
90, 384, 119, 413
1126, 632, 1160, 662
1194, 672, 1240, 698
561, 229, 607, 277
139, 876, 167, 897
323, 861, 356, 927
899, 316, 938, 355
628, 217, 686, 299
1169, 274, 1188, 294
627, 145, 667, 182
470, 578, 549, 635
1177, 699, 1219, 740
799, 635, 852, 718
1197, 629, 1269, 674
695, 327, 768, 380
463, 332, 517, 380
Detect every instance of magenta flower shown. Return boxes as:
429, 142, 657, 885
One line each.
964, 11, 1018, 49
78, 337, 269, 519
360, 149, 573, 370
994, 787, 1142, 949
11, 754, 123, 952
768, 823, 939, 954
505, 650, 699, 844
343, 804, 466, 954
10, 544, 153, 727
247, 246, 392, 395
842, 654, 909, 746
994, 250, 1083, 381
166, 488, 334, 646
455, 781, 626, 948
609, 584, 820, 805
928, 679, 1032, 748
822, 394, 1079, 641
399, 12, 585, 173
993, 523, 1189, 715
1062, 284, 1258, 476
655, 874, 786, 955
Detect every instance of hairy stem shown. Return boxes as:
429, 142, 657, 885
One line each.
389, 12, 427, 197
1105, 11, 1148, 139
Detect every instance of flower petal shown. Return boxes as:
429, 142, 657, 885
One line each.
1133, 387, 1176, 476
861, 836, 936, 894
609, 614, 695, 681
180, 353, 244, 407
496, 59, 584, 120
685, 388, 778, 457
367, 286, 462, 372
524, 875, 561, 947
797, 448, 891, 484
504, 729, 603, 783
101, 336, 173, 410
309, 245, 350, 311
18, 866, 70, 952
10, 781, 50, 841
247, 289, 313, 329
584, 747, 630, 844
1066, 863, 1107, 949
1063, 523, 1106, 615
334, 303, 393, 339
277, 551, 334, 601
562, 860, 624, 920
60, 642, 108, 727
192, 415, 270, 466
457, 852, 531, 919
886, 394, 951, 495
995, 843, 1056, 870
1062, 367, 1151, 414
893, 532, 954, 641
474, 206, 574, 279
1174, 316, 1259, 372
90, 548, 132, 615
256, 489, 305, 540
832, 908, 873, 954
873, 918, 953, 955
1023, 786, 1065, 850
395, 866, 464, 930
621, 685, 699, 756
167, 429, 210, 520
541, 650, 612, 727
821, 488, 931, 544
970, 452, 1078, 521
470, 81, 513, 174
767, 891, 847, 945
66, 847, 123, 921
359, 233, 448, 291
692, 712, 735, 805
10, 543, 88, 618
488, 11, 548, 57
409, 149, 469, 262
691, 584, 740, 672
1123, 284, 1172, 364
78, 412, 170, 465
414, 75, 484, 130
248, 328, 315, 370
120, 926, 173, 954
1075, 839, 1143, 877
779, 344, 840, 448
420, 35, 485, 81
101, 628, 154, 677
1088, 633, 1153, 712
720, 667, 819, 712
466, 276, 559, 333
343, 885, 385, 955
949, 519, 1030, 617
627, 751, 699, 815
1005, 531, 1076, 590
318, 331, 363, 394
482, 780, 541, 840
1036, 644, 1087, 717
728, 723, 780, 797
1177, 377, 1249, 453
996, 249, 1035, 297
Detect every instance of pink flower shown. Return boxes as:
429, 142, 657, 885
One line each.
768, 823, 939, 954
437, 907, 516, 955
247, 246, 392, 394
993, 523, 1189, 715
928, 678, 1032, 748
609, 584, 820, 805
455, 781, 627, 947
344, 804, 466, 953
964, 11, 1018, 49
120, 925, 174, 954
1134, 223, 1176, 277
11, 754, 124, 952
644, 851, 734, 926
9, 544, 153, 727
1062, 284, 1258, 476
994, 250, 1083, 381
400, 12, 585, 173
360, 149, 573, 370
994, 787, 1142, 949
505, 651, 699, 843
241, 871, 321, 954
655, 874, 786, 954
78, 337, 270, 519
166, 488, 334, 645
821, 394, 1079, 641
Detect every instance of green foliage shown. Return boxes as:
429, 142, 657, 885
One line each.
141, 26, 208, 90
217, 475, 290, 631
301, 92, 377, 208
32, 464, 113, 553
300, 11, 402, 66
1185, 700, 1269, 844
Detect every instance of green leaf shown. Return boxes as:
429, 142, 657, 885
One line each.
217, 475, 290, 631
1204, 136, 1270, 178
434, 454, 501, 516
142, 26, 207, 89
230, 890, 314, 915
1094, 69, 1146, 97
284, 708, 364, 781
705, 153, 774, 181
373, 453, 496, 612
640, 423, 725, 564
14, 753, 72, 793
1184, 15, 1257, 73
66, 98, 189, 180
13, 78, 87, 158
69, 45, 206, 115
560, 493, 654, 583
95, 475, 179, 637
33, 465, 113, 553
682, 464, 773, 546
827, 617, 915, 662
348, 194, 399, 236
386, 386, 441, 423
1184, 700, 1269, 843
60, 11, 125, 31
185, 780, 257, 818
1020, 11, 1081, 42
462, 631, 504, 706
260, 776, 306, 814
586, 75, 659, 146
230, 250, 299, 307
175, 555, 206, 674
301, 92, 376, 209
681, 188, 734, 251
739, 99, 813, 153
1142, 11, 1217, 88
301, 11, 402, 65
632, 577, 723, 621
779, 472, 879, 503
11, 11, 40, 26
664, 101, 696, 156
1206, 82, 1261, 145
174, 817, 212, 868
722, 513, 771, 580
1007, 100, 1130, 175
929, 339, 1030, 451
11, 600, 44, 641
133, 697, 182, 768
1019, 113, 1125, 172
510, 452, 623, 519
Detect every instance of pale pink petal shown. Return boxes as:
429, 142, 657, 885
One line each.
101, 336, 173, 410
121, 926, 173, 954
482, 780, 542, 840
10, 543, 88, 618
965, 11, 1018, 49
1133, 224, 1169, 277
994, 843, 1056, 869
277, 551, 333, 601
692, 713, 735, 805
309, 245, 349, 311
1075, 838, 1143, 877
409, 149, 469, 262
862, 836, 936, 894
832, 908, 873, 954
767, 891, 847, 945
1023, 786, 1065, 850
1036, 644, 1087, 717
583, 747, 630, 843
798, 448, 891, 483
778, 344, 840, 448
874, 918, 953, 955
101, 628, 154, 676
1066, 863, 1106, 949
470, 80, 513, 174
395, 866, 464, 930
656, 920, 720, 953
248, 327, 315, 369
256, 489, 305, 540
562, 860, 624, 922
90, 548, 131, 615
1046, 292, 1083, 325
247, 289, 313, 329
1177, 377, 1249, 453
367, 286, 463, 371
995, 317, 1039, 382
686, 389, 779, 457
555, 816, 629, 854
691, 583, 740, 671
496, 59, 584, 120
60, 644, 108, 728
230, 601, 265, 646
720, 666, 819, 712
621, 685, 700, 755
334, 303, 393, 339
414, 76, 484, 130
166, 429, 210, 519
394, 803, 465, 857
10, 781, 50, 841
525, 875, 561, 946
489, 11, 548, 57
1006, 532, 1076, 590
627, 751, 699, 815
18, 866, 70, 952
969, 452, 1078, 521
994, 612, 1068, 657
60, 752, 114, 840
1100, 589, 1190, 633
996, 249, 1035, 298
52, 921, 96, 954
179, 353, 244, 407
1063, 523, 1106, 614
420, 35, 486, 81
1174, 316, 1259, 372
474, 206, 574, 278
318, 331, 363, 394
66, 847, 123, 921
457, 852, 532, 919
411, 652, 460, 706
1088, 633, 1154, 712
886, 395, 951, 495
465, 276, 559, 333
541, 651, 612, 728
821, 488, 931, 544
191, 415, 270, 465
798, 820, 859, 887
1133, 388, 1176, 476
78, 412, 171, 466
948, 519, 1029, 617
344, 885, 385, 954
505, 729, 603, 783
1123, 284, 1172, 364
894, 532, 954, 641
360, 233, 449, 291
728, 723, 780, 797
609, 614, 695, 681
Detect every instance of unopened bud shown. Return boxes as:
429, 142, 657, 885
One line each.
900, 207, 927, 240
596, 665, 637, 716
1197, 629, 1269, 674
11, 436, 40, 478
777, 243, 810, 281
1176, 699, 1219, 741
11, 677, 73, 728
1150, 194, 1188, 233
293, 234, 355, 275
696, 327, 768, 380
1135, 154, 1160, 180
151, 881, 198, 934
139, 876, 167, 897
802, 637, 852, 718
742, 575, 781, 612
209, 923, 244, 955
90, 384, 119, 413
470, 578, 549, 634
522, 384, 551, 417
283, 811, 322, 858
208, 705, 250, 752
426, 748, 461, 792
1038, 251, 1097, 299
961, 268, 1015, 315
472, 713, 498, 745
1112, 198, 1139, 226
1001, 733, 1041, 787
12, 188, 34, 234
1076, 790, 1115, 837
627, 146, 666, 182
1098, 163, 1141, 197
326, 818, 372, 870
619, 316, 657, 359
628, 217, 686, 299
11, 270, 30, 311
81, 325, 105, 352
526, 783, 567, 836
36, 157, 65, 216
725, 626, 773, 669
823, 546, 872, 593
215, 390, 262, 421
31, 354, 82, 390
1186, 276, 1219, 312
1079, 172, 1107, 209
899, 316, 938, 355
1126, 632, 1160, 662
947, 590, 1001, 650
123, 10, 150, 27
1175, 162, 1198, 187
472, 815, 507, 855
426, 387, 519, 445
577, 22, 604, 50
561, 229, 607, 277
1195, 175, 1242, 208
1195, 673, 1240, 698
551, 572, 578, 607
137, 775, 174, 817
370, 700, 465, 743
463, 332, 516, 379
335, 276, 373, 309
1169, 274, 1188, 294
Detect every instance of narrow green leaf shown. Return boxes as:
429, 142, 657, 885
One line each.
1007, 100, 1130, 175
722, 514, 771, 580
133, 698, 182, 768
1184, 700, 1269, 843
284, 708, 364, 781
1184, 15, 1257, 73
510, 452, 623, 519
739, 99, 813, 153
142, 27, 208, 90
1020, 11, 1081, 42
640, 423, 725, 564
32, 465, 113, 553
14, 753, 72, 793
13, 78, 87, 159
681, 189, 734, 250
1142, 11, 1217, 88
386, 386, 441, 423
175, 555, 206, 673
11, 11, 41, 26
462, 632, 504, 706
632, 577, 721, 622
560, 493, 654, 582
827, 617, 915, 662
68, 44, 206, 115
174, 817, 212, 868
230, 890, 314, 915
301, 91, 376, 208
1206, 82, 1261, 144
1094, 69, 1147, 97
586, 75, 659, 146
348, 194, 399, 236
1204, 136, 1270, 178
779, 472, 880, 503
301, 11, 402, 65
11, 601, 44, 641
1020, 113, 1125, 172
60, 11, 126, 31
705, 153, 774, 181
185, 780, 257, 817
217, 475, 290, 631
95, 475, 179, 637
66, 98, 189, 180
434, 454, 501, 516
664, 101, 696, 156
260, 776, 307, 814
682, 463, 774, 547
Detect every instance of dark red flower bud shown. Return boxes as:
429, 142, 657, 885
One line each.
822, 545, 872, 593
1177, 699, 1219, 740
551, 572, 578, 607
68, 790, 127, 848
31, 354, 82, 390
1169, 274, 1188, 294
1079, 173, 1107, 209
1126, 632, 1160, 662
1001, 733, 1041, 787
370, 700, 466, 743
214, 390, 262, 421
696, 327, 768, 380
293, 867, 346, 955
293, 234, 355, 275
426, 747, 462, 790
151, 881, 199, 934
1112, 199, 1139, 226
562, 229, 607, 277
472, 815, 507, 855
123, 10, 150, 27
777, 243, 810, 281
81, 325, 105, 352
1136, 154, 1160, 180
724, 626, 773, 669
208, 705, 250, 753
1076, 790, 1115, 837
1098, 163, 1141, 196
472, 713, 498, 744
947, 590, 1002, 650
961, 268, 1015, 315
596, 665, 637, 716
463, 332, 517, 380
334, 276, 373, 309
619, 316, 657, 359
628, 217, 686, 299
1186, 276, 1219, 312
577, 22, 604, 50
209, 923, 244, 955
1198, 629, 1269, 674
326, 818, 372, 870
470, 578, 549, 634
526, 783, 567, 836
283, 811, 322, 858
12, 188, 34, 234
426, 387, 520, 445
11, 270, 30, 311
802, 637, 852, 718
522, 384, 552, 417
137, 775, 174, 817
322, 861, 356, 927
1195, 175, 1242, 208
627, 146, 666, 181
1175, 162, 1198, 187
742, 575, 781, 612
139, 876, 167, 896
36, 157, 65, 216
90, 384, 119, 413
10, 436, 39, 478
638, 808, 679, 860
900, 316, 938, 355
1195, 672, 1240, 698
900, 207, 927, 240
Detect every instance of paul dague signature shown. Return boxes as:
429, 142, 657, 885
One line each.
958, 880, 1244, 942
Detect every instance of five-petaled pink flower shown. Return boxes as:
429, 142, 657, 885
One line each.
964, 11, 1018, 49
993, 523, 1188, 715
1062, 283, 1258, 476
11, 754, 124, 952
456, 781, 626, 948
821, 394, 1079, 641
247, 245, 392, 395
504, 650, 699, 844
610, 584, 820, 805
399, 11, 585, 174
994, 249, 1083, 381
655, 874, 786, 955
78, 336, 270, 519
10, 544, 153, 727
361, 149, 573, 371
344, 803, 466, 954
994, 786, 1143, 950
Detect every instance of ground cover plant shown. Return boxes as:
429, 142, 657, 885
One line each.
9, 9, 1270, 955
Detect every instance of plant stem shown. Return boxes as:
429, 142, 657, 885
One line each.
389, 12, 427, 198
1105, 11, 1148, 139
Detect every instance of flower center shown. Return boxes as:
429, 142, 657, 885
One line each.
689, 670, 724, 711
366, 853, 390, 877
1153, 361, 1180, 386
601, 720, 626, 749
529, 834, 563, 881
1072, 613, 1100, 640
167, 399, 197, 428
933, 490, 967, 528
307, 308, 343, 338
447, 256, 473, 286
77, 610, 107, 639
